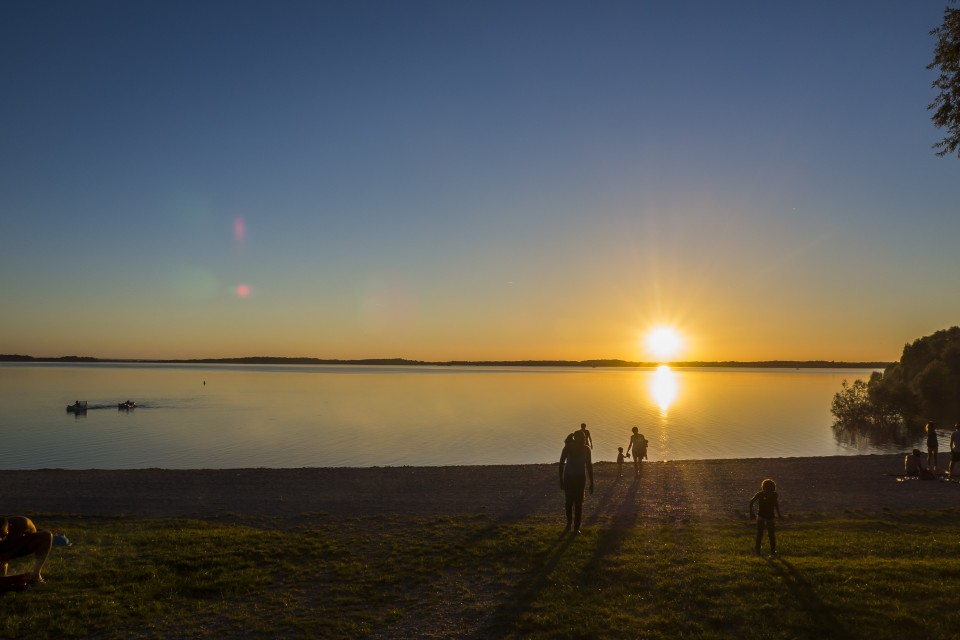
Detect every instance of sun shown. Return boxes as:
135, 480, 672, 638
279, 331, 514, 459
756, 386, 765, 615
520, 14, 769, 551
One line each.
645, 326, 683, 361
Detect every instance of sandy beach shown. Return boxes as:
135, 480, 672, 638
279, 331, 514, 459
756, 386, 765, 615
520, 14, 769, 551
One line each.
3, 454, 957, 523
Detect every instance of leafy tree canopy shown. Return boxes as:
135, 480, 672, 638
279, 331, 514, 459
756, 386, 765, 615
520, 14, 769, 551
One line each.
833, 327, 960, 430
929, 2, 960, 157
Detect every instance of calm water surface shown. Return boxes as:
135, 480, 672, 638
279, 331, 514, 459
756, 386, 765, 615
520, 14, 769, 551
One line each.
0, 362, 899, 469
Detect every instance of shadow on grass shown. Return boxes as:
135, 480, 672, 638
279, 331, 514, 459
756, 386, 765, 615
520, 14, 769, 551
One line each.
471, 526, 577, 638
473, 472, 647, 637
498, 470, 559, 524
574, 471, 644, 587
770, 557, 849, 638
368, 470, 566, 638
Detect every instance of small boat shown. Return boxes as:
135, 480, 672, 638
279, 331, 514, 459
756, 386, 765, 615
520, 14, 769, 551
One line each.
118, 400, 137, 410
66, 401, 88, 413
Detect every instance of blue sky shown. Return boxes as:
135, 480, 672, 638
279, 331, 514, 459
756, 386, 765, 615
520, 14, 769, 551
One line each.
1, 1, 957, 361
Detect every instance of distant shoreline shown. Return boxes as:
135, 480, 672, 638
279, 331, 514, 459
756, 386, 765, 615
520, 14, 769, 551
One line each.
0, 354, 892, 369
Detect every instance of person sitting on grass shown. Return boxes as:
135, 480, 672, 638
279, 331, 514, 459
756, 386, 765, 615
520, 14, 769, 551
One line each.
0, 516, 53, 584
904, 448, 936, 480
749, 478, 783, 556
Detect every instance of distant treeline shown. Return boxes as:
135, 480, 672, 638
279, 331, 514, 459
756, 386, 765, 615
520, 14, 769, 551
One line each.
0, 354, 891, 369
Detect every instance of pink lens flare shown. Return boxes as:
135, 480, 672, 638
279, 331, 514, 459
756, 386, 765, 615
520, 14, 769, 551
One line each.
234, 216, 246, 244
236, 284, 251, 298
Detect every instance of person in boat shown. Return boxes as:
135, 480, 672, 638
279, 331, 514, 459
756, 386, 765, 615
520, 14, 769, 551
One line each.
0, 516, 53, 584
67, 401, 87, 413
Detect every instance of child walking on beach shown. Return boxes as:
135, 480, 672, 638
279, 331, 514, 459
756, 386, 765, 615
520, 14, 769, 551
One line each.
749, 478, 783, 556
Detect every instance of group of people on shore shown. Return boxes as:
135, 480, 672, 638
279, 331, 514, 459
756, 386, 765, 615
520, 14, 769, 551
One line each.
557, 423, 650, 534
904, 422, 960, 479
557, 422, 784, 556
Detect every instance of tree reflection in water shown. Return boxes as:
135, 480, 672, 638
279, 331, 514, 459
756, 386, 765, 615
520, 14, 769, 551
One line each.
831, 420, 920, 452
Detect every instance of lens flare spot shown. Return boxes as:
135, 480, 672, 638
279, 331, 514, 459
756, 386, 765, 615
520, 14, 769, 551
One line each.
234, 216, 246, 245
236, 283, 251, 298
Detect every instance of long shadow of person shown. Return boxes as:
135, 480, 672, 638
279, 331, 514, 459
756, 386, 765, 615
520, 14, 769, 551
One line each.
767, 557, 850, 638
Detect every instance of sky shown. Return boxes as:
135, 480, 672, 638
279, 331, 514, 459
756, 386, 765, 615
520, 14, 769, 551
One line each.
1, 1, 957, 362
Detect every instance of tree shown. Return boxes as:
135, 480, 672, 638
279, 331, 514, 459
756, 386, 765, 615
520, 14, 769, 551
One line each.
831, 373, 901, 429
928, 2, 960, 157
844, 326, 960, 428
830, 379, 875, 427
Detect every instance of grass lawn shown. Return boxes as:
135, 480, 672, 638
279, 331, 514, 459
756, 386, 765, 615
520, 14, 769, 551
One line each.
2, 509, 960, 639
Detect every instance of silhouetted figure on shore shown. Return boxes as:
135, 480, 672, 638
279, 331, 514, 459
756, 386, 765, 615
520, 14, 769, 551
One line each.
905, 448, 924, 477
617, 447, 626, 477
579, 423, 593, 449
749, 478, 783, 556
626, 426, 648, 476
559, 431, 594, 533
926, 422, 939, 473
905, 448, 936, 480
950, 424, 960, 479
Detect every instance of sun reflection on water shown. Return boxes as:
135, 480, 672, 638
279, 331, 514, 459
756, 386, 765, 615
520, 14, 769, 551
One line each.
649, 364, 679, 415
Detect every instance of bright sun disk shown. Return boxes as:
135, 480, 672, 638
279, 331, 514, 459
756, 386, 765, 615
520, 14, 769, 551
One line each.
646, 326, 683, 361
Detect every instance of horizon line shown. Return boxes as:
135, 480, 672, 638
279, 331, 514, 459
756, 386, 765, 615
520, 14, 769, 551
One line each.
0, 354, 893, 368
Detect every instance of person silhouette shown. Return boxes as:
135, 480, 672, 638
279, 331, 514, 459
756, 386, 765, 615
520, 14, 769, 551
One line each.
926, 422, 939, 474
749, 478, 783, 556
626, 426, 648, 476
0, 516, 53, 584
558, 431, 594, 533
579, 423, 593, 449
950, 424, 960, 479
905, 448, 925, 477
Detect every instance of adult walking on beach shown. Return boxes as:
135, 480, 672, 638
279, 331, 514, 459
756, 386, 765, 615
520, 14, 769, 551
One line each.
950, 423, 960, 478
926, 422, 939, 473
0, 516, 53, 584
626, 426, 648, 476
559, 431, 594, 533
579, 423, 593, 449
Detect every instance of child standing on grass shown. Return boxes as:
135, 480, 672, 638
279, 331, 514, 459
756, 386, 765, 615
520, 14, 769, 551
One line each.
749, 478, 783, 556
616, 447, 627, 477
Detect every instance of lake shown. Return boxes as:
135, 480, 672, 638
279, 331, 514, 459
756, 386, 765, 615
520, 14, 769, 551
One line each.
0, 362, 907, 469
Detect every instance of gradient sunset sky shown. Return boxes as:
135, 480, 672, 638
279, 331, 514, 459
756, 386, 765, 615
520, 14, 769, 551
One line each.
1, 1, 957, 362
